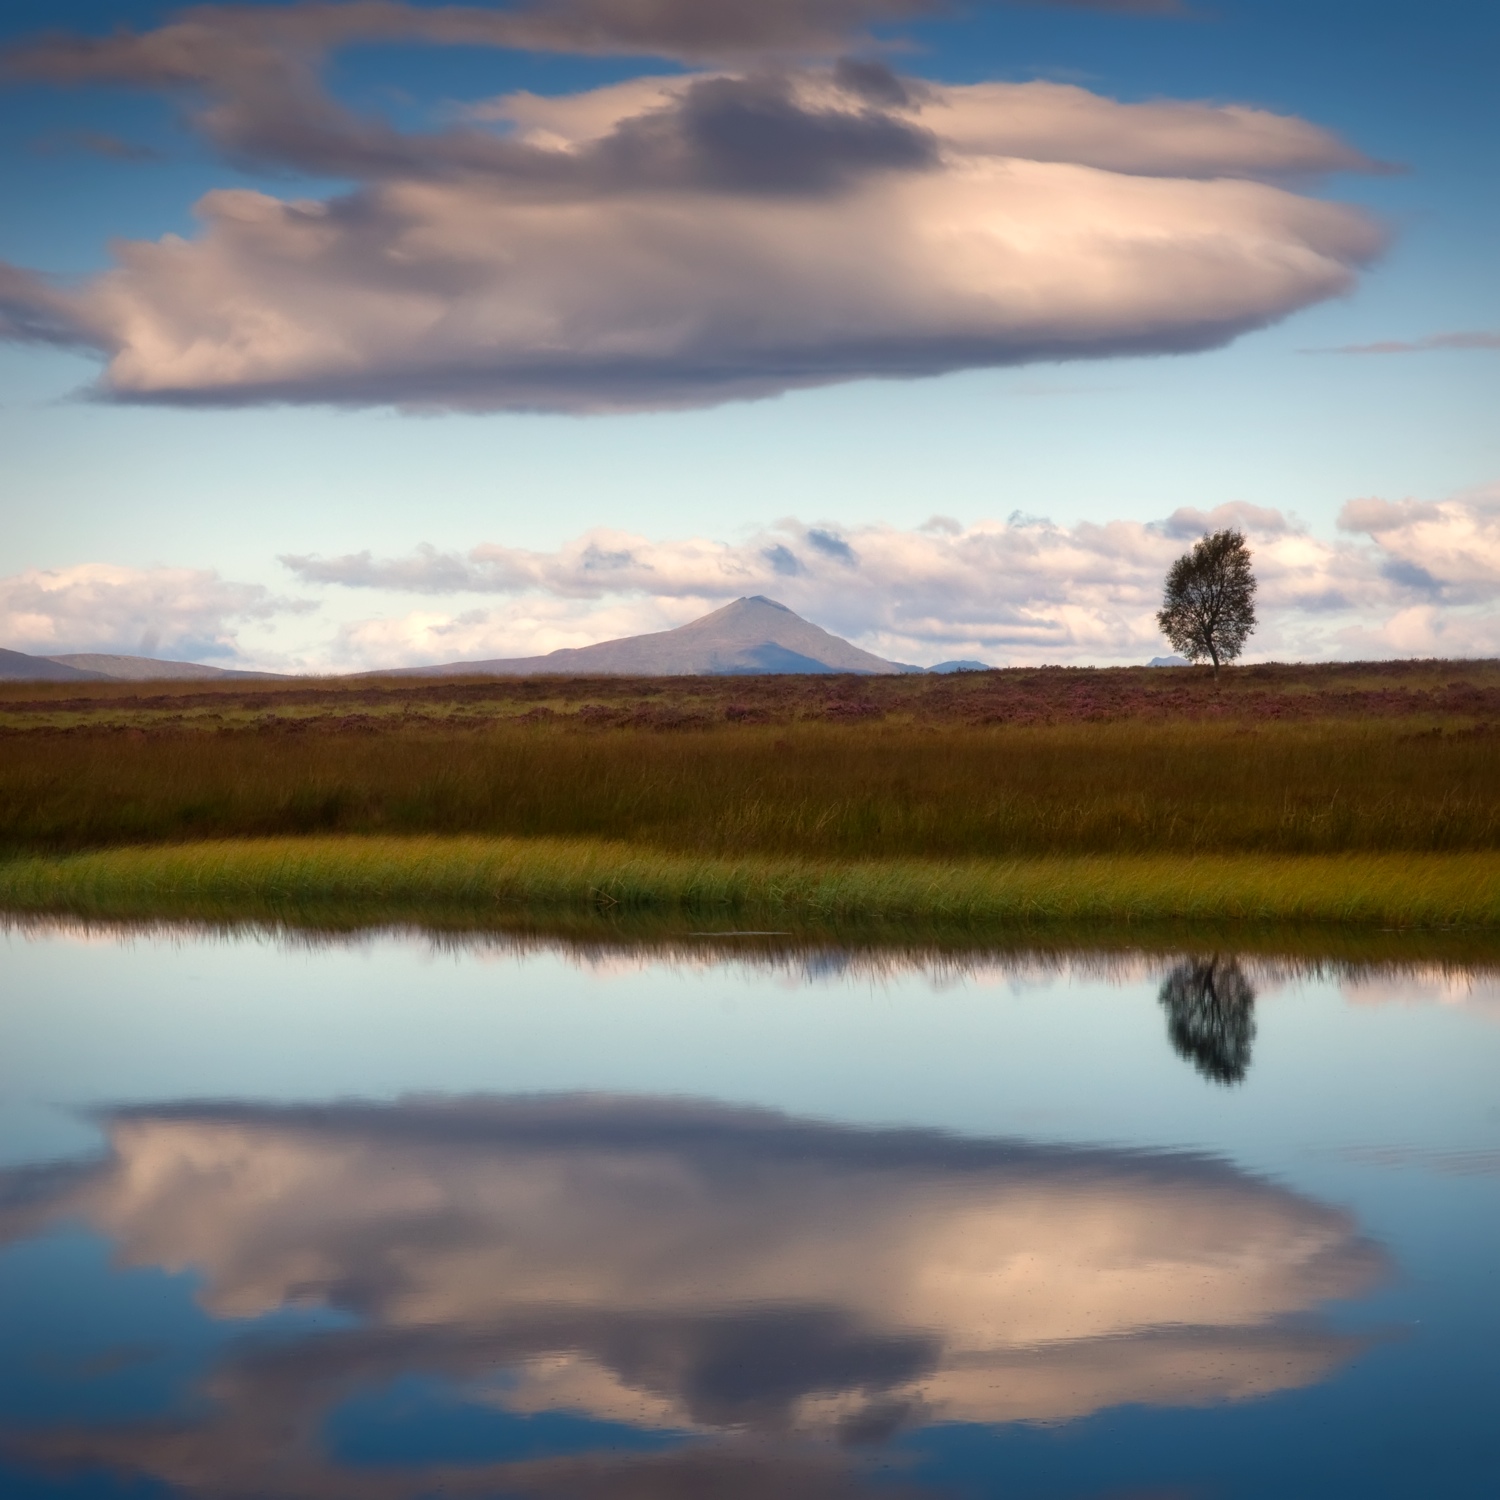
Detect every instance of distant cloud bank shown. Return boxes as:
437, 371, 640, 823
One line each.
0, 2, 1384, 412
289, 489, 1500, 668
0, 564, 305, 664
10, 488, 1496, 671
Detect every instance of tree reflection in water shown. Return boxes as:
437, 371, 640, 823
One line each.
1159, 956, 1257, 1085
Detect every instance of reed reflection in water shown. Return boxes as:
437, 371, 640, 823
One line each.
10, 914, 1499, 1112
0, 1093, 1386, 1499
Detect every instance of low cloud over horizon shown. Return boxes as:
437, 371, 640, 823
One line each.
6, 486, 1498, 671
0, 562, 305, 665
0, 2, 1384, 412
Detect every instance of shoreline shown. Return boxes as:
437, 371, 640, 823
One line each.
2, 837, 1497, 934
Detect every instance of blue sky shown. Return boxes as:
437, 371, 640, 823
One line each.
1, 0, 1496, 669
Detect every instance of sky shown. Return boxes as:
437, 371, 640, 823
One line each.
0, 0, 1496, 672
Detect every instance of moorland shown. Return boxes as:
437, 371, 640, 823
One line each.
1, 658, 1498, 936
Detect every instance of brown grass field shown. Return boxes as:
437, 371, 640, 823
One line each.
1, 659, 1498, 936
1, 659, 1497, 857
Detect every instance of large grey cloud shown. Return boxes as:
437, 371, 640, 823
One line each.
8, 6, 1342, 189
8, 8, 945, 184
7, 1, 1184, 87
0, 3, 1383, 413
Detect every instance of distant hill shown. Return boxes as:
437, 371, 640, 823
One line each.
928, 660, 992, 673
0, 648, 106, 682
46, 654, 283, 682
381, 596, 924, 677
0, 648, 283, 682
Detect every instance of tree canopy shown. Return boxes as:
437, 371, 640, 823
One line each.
1157, 529, 1257, 675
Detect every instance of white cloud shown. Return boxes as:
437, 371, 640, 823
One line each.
1315, 330, 1500, 355
0, 563, 304, 662
1338, 489, 1500, 602
286, 486, 1500, 669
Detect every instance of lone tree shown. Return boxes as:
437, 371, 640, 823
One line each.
1157, 528, 1257, 676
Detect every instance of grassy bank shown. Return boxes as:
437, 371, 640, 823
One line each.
2, 665, 1495, 935
3, 837, 1498, 932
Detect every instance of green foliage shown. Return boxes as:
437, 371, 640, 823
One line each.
1158, 528, 1258, 672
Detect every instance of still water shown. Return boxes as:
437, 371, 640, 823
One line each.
1, 923, 1497, 1498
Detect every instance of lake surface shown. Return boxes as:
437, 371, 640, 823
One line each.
1, 921, 1497, 1498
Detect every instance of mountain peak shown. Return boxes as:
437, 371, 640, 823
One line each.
387, 596, 921, 677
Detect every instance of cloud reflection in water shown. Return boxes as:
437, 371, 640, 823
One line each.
0, 1094, 1385, 1497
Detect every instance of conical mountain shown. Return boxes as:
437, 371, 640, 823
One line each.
389, 597, 920, 676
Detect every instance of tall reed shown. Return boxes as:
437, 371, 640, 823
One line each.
2, 720, 1496, 857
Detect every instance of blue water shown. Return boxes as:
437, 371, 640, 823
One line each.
1, 924, 1497, 1498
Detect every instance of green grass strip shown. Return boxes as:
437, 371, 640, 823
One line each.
1, 837, 1498, 929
